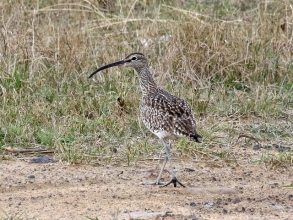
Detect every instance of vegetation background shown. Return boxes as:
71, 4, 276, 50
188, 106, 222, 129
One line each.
0, 0, 292, 165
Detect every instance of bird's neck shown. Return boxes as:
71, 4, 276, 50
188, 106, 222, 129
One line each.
135, 66, 159, 96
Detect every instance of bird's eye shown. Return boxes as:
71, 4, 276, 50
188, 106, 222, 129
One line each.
132, 57, 137, 61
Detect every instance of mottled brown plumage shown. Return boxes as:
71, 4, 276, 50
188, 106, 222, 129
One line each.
89, 52, 201, 187
141, 90, 200, 142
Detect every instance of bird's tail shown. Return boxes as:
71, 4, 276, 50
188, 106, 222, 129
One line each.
190, 133, 202, 143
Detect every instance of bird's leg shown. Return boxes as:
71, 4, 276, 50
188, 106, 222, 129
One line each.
161, 141, 186, 188
142, 140, 186, 187
142, 140, 170, 185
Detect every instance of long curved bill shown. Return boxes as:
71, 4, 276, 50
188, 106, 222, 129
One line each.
88, 60, 125, 78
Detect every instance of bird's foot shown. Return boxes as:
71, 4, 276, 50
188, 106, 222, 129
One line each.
142, 181, 165, 186
160, 176, 186, 188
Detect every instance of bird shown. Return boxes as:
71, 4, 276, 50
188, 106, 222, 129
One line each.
89, 52, 201, 187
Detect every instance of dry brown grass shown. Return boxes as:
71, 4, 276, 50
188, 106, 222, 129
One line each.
0, 0, 292, 165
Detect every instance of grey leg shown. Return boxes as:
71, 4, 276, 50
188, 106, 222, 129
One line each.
142, 140, 170, 185
153, 140, 170, 183
142, 140, 186, 187
161, 141, 186, 187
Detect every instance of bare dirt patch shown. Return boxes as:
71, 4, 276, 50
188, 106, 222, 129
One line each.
1, 147, 292, 220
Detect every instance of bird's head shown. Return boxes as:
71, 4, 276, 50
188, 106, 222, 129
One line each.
89, 52, 148, 78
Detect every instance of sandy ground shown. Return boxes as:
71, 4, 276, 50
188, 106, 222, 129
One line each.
1, 146, 293, 220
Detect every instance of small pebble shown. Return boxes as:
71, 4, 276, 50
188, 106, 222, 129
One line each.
262, 145, 272, 150
205, 202, 213, 208
184, 168, 195, 172
231, 197, 241, 204
190, 202, 196, 207
28, 175, 35, 179
274, 145, 291, 152
253, 145, 262, 150
30, 156, 53, 163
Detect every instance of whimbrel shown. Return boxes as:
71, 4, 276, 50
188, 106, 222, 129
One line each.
89, 52, 201, 187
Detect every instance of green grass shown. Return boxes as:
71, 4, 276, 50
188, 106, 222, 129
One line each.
0, 0, 292, 165
0, 212, 35, 220
260, 151, 292, 168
